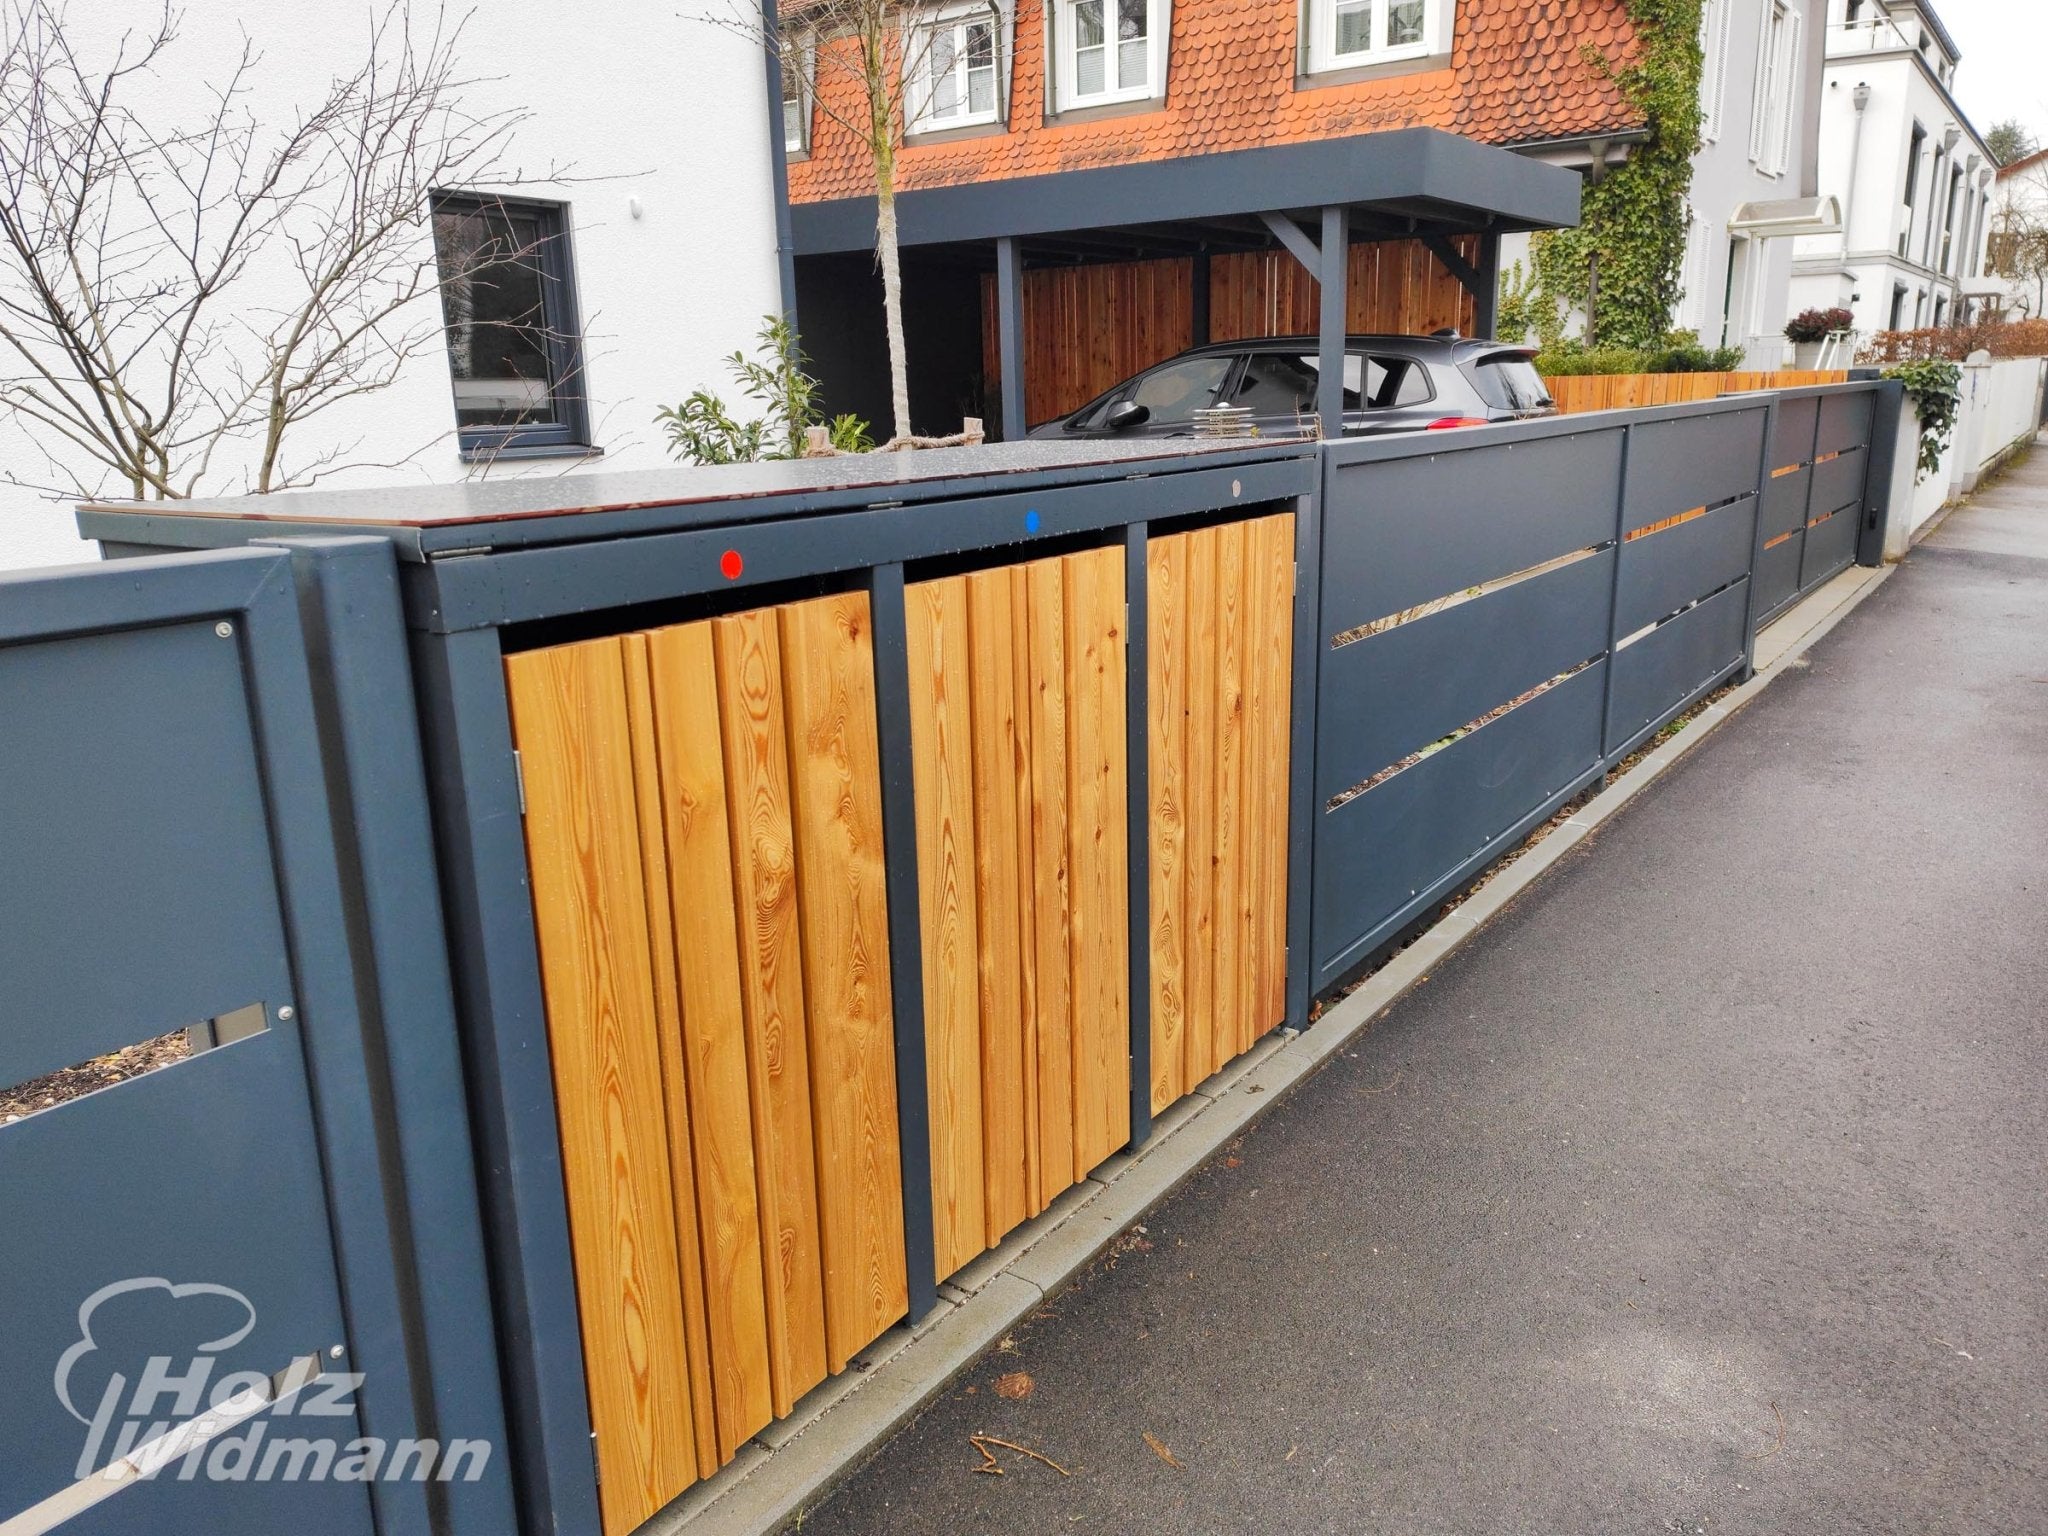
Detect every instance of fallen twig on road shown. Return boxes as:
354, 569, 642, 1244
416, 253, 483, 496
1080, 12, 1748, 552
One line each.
971, 1434, 1069, 1477
1744, 1402, 1786, 1461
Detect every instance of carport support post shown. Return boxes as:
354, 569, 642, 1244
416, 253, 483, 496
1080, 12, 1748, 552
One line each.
1474, 230, 1501, 338
997, 235, 1027, 441
1317, 206, 1349, 438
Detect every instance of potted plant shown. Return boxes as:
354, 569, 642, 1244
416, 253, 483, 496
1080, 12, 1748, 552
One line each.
1784, 307, 1856, 368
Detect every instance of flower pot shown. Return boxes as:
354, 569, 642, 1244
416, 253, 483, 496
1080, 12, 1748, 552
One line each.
1791, 340, 1824, 369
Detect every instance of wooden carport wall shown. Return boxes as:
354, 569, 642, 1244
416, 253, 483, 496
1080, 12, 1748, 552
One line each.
980, 230, 1494, 430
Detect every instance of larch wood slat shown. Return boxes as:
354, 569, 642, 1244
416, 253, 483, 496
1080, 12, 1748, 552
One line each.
903, 576, 989, 1280
1211, 522, 1250, 1060
1063, 546, 1131, 1174
1145, 533, 1190, 1114
965, 568, 1032, 1244
1253, 515, 1296, 1033
640, 622, 777, 1464
1006, 564, 1046, 1214
1023, 556, 1076, 1204
1181, 529, 1220, 1087
710, 610, 828, 1417
777, 594, 908, 1370
620, 636, 720, 1482
504, 640, 697, 1536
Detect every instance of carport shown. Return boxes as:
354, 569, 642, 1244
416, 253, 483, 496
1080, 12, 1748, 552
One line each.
789, 126, 1581, 439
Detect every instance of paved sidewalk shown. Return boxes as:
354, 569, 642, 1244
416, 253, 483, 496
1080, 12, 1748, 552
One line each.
786, 445, 2048, 1536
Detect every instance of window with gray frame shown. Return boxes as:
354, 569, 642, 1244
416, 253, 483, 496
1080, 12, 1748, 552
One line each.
431, 194, 590, 456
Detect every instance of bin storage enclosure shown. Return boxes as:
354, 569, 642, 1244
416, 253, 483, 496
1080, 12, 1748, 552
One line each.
77, 379, 1897, 1536
82, 439, 1321, 1536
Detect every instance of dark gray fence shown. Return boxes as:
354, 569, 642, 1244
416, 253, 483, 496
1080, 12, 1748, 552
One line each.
1304, 381, 1898, 987
17, 382, 1896, 1536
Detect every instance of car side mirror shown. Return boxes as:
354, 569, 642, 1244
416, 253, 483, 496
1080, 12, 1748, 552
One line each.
1105, 399, 1150, 431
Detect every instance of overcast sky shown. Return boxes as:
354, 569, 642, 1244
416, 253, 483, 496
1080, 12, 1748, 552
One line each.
1920, 0, 2048, 140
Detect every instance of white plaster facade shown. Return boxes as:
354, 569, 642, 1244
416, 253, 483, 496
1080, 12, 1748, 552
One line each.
0, 2, 783, 570
1496, 0, 1826, 366
1984, 148, 2048, 319
1789, 0, 1996, 343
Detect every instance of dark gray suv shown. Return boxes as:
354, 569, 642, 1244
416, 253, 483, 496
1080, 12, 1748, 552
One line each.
1028, 333, 1555, 440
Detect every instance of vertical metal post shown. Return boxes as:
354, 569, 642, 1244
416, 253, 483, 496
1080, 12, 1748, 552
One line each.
1123, 522, 1152, 1149
1737, 401, 1778, 681
408, 624, 603, 1536
1857, 380, 1906, 567
1317, 206, 1350, 439
279, 539, 519, 1536
997, 236, 1027, 443
1473, 229, 1501, 338
868, 562, 940, 1320
1282, 487, 1325, 1028
761, 0, 800, 327
1191, 250, 1212, 347
1595, 422, 1635, 767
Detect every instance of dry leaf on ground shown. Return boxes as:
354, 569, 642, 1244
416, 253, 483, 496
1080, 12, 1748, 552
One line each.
994, 1371, 1034, 1400
1143, 1432, 1183, 1469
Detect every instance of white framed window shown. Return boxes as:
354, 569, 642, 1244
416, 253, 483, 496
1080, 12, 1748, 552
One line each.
1305, 0, 1451, 75
1748, 0, 1800, 175
781, 35, 813, 153
1699, 0, 1731, 142
1053, 0, 1163, 110
909, 5, 1004, 130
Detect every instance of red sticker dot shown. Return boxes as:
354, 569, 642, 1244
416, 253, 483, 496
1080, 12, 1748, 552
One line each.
719, 549, 743, 580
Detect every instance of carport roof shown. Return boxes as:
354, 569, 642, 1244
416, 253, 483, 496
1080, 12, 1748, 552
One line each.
791, 127, 1580, 261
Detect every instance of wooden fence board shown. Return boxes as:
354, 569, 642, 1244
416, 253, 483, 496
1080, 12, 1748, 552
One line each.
904, 575, 988, 1280
620, 635, 720, 1481
1063, 546, 1132, 1174
1252, 515, 1296, 1032
1145, 532, 1190, 1114
711, 610, 828, 1416
1181, 529, 1220, 1087
778, 594, 908, 1369
504, 639, 697, 1536
1211, 522, 1250, 1060
964, 568, 1031, 1244
1023, 556, 1076, 1203
640, 622, 776, 1464
1005, 564, 1046, 1212
1544, 370, 1847, 415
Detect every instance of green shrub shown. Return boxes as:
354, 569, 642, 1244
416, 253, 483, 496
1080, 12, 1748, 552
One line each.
658, 316, 873, 465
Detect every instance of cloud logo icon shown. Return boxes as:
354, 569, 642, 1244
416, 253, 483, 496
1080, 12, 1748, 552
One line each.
54, 1278, 257, 1426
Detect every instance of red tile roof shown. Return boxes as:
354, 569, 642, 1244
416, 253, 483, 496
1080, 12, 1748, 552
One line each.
787, 0, 1644, 203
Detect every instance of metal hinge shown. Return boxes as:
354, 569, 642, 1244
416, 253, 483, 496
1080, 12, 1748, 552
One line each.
512, 750, 527, 816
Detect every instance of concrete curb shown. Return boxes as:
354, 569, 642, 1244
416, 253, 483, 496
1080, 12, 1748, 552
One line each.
650, 562, 1894, 1536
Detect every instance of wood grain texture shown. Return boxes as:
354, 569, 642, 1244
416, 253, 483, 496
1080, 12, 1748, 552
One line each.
964, 568, 1031, 1244
1062, 545, 1132, 1175
711, 609, 828, 1417
1145, 532, 1190, 1114
620, 635, 719, 1481
1023, 556, 1076, 1205
903, 575, 988, 1281
1005, 564, 1046, 1216
1181, 529, 1220, 1087
1252, 515, 1295, 1033
1212, 521, 1249, 1061
777, 594, 908, 1367
641, 621, 776, 1464
504, 640, 697, 1536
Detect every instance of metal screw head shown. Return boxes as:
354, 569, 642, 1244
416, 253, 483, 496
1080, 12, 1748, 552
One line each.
276, 1005, 295, 1021
214, 620, 234, 639
1231, 479, 1242, 497
328, 1344, 345, 1360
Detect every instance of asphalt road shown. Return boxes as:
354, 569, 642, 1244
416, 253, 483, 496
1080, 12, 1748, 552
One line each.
789, 454, 2048, 1536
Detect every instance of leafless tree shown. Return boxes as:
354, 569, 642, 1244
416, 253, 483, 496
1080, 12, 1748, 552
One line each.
701, 0, 1000, 446
1987, 158, 2048, 320
0, 0, 553, 501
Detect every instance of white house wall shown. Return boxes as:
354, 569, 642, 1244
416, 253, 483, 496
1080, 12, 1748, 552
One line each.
0, 1, 782, 570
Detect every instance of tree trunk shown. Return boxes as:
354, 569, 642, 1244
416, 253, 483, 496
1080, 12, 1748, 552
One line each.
873, 139, 912, 444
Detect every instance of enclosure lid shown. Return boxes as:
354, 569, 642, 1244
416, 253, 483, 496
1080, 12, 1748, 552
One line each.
77, 436, 1311, 559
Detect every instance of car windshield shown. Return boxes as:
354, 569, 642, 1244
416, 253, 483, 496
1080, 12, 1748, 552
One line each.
1467, 356, 1552, 412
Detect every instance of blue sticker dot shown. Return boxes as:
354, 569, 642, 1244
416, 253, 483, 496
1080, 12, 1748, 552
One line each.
1024, 509, 1042, 534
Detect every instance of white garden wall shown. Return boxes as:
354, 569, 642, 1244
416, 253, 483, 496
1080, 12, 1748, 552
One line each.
1884, 355, 2046, 556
